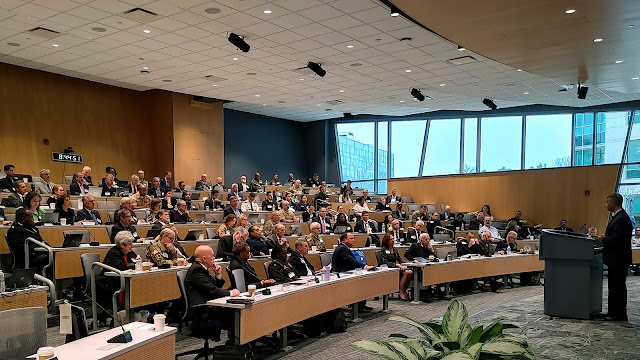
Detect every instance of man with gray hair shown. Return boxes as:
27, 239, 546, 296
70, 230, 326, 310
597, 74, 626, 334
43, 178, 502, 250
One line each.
170, 199, 192, 223
149, 176, 164, 198
75, 194, 102, 224
70, 172, 88, 195
81, 166, 93, 186
34, 169, 54, 195
496, 231, 519, 253
102, 174, 117, 197
195, 174, 212, 192
266, 223, 290, 250
279, 200, 298, 223
110, 208, 140, 243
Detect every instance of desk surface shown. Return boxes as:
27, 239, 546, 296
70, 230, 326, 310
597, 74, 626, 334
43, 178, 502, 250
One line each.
0, 285, 48, 313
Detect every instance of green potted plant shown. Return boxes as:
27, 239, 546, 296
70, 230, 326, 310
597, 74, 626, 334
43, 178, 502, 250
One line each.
353, 300, 535, 359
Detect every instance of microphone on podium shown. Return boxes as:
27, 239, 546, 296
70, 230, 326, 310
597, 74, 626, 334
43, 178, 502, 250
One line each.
84, 293, 132, 343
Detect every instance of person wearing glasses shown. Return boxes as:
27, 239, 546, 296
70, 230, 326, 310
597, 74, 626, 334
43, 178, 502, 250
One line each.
110, 209, 140, 243
75, 194, 102, 224
69, 172, 88, 195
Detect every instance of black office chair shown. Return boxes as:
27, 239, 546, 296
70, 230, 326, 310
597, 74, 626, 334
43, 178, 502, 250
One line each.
175, 270, 221, 360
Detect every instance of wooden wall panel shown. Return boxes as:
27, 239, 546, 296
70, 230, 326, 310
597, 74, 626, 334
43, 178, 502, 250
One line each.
172, 93, 224, 186
389, 165, 619, 233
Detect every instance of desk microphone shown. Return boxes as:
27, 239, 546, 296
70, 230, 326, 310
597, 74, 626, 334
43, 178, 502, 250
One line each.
80, 222, 101, 246
84, 293, 132, 343
576, 223, 587, 234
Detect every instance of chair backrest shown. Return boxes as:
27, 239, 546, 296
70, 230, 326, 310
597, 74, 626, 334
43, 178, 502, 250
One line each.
401, 196, 413, 204
426, 204, 437, 213
319, 253, 332, 267
264, 261, 272, 279
176, 270, 189, 324
374, 249, 382, 266
208, 242, 219, 258
132, 209, 148, 221
65, 175, 73, 185
440, 204, 448, 212
5, 234, 19, 271
463, 213, 475, 222
65, 304, 89, 343
433, 234, 450, 243
80, 253, 101, 295
231, 268, 247, 293
205, 227, 218, 239
105, 226, 113, 239
0, 307, 47, 359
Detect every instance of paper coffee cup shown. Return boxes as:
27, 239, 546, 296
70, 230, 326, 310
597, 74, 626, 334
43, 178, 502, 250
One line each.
333, 245, 338, 249
23, 177, 29, 183
37, 347, 55, 360
49, 203, 55, 209
153, 314, 165, 331
177, 258, 185, 266
428, 255, 435, 262
311, 246, 317, 252
248, 284, 256, 296
142, 262, 152, 271
60, 218, 67, 226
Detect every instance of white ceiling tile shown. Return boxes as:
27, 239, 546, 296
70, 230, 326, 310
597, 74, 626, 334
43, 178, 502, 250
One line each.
375, 41, 413, 54
243, 4, 290, 19
242, 21, 285, 37
291, 22, 333, 37
263, 30, 305, 44
312, 31, 352, 46
176, 40, 211, 52
369, 17, 413, 33
287, 38, 324, 52
298, 4, 343, 22
11, 3, 59, 18
173, 25, 210, 40
86, 0, 132, 14
66, 5, 111, 21
350, 6, 388, 23
139, 0, 182, 16
46, 12, 92, 27
188, 2, 238, 19
169, 10, 209, 25
98, 14, 141, 30
146, 17, 189, 32
32, 0, 80, 12
269, 13, 313, 29
319, 14, 363, 31
134, 38, 169, 50
153, 32, 191, 45
104, 30, 145, 43
272, 0, 324, 12
215, 11, 262, 28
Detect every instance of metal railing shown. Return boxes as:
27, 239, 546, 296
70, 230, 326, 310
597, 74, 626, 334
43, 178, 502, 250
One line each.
90, 262, 124, 330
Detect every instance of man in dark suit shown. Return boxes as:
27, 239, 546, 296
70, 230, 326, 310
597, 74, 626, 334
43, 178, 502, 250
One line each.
75, 195, 102, 225
101, 174, 117, 197
404, 233, 436, 261
311, 206, 332, 234
302, 205, 315, 223
6, 208, 50, 272
0, 164, 18, 192
554, 219, 574, 232
496, 231, 519, 253
69, 172, 88, 196
159, 172, 172, 192
331, 232, 374, 312
185, 245, 240, 342
110, 209, 140, 243
289, 239, 316, 276
307, 173, 320, 187
148, 177, 164, 198
228, 241, 276, 289
598, 193, 632, 321
354, 211, 377, 234
1, 180, 27, 207
392, 202, 408, 220
388, 219, 406, 244
151, 210, 170, 230
170, 200, 192, 223
218, 230, 248, 262
385, 188, 401, 204
440, 205, 456, 221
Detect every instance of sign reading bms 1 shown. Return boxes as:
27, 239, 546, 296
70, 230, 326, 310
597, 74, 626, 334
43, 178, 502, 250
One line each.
52, 152, 83, 163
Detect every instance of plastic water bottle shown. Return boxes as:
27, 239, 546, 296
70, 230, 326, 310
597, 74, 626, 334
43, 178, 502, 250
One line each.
0, 270, 5, 292
135, 258, 142, 271
506, 246, 511, 255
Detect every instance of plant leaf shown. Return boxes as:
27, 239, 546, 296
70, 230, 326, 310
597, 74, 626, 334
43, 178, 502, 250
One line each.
388, 315, 445, 344
352, 340, 406, 360
458, 324, 472, 348
501, 323, 519, 329
442, 342, 461, 351
469, 325, 483, 344
464, 343, 483, 359
442, 300, 469, 342
481, 335, 535, 359
439, 350, 475, 360
479, 321, 503, 343
388, 340, 426, 359
424, 321, 443, 334
389, 333, 409, 339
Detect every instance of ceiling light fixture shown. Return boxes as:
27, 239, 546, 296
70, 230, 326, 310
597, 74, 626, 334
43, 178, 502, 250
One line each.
232, 57, 238, 61
411, 88, 426, 101
7, 42, 20, 46
593, 38, 603, 42
516, 68, 522, 72
338, 90, 344, 93
255, 94, 260, 97
143, 29, 151, 33
399, 100, 405, 103
632, 76, 639, 80
523, 92, 529, 95
482, 98, 497, 110
263, 10, 272, 14
142, 66, 148, 70
390, 6, 400, 17
307, 61, 326, 77
228, 33, 250, 52
615, 60, 624, 64
457, 45, 465, 51
346, 45, 354, 48
299, 78, 304, 81
565, 9, 576, 14
212, 84, 217, 87
405, 69, 412, 73
440, 83, 446, 86
52, 44, 59, 47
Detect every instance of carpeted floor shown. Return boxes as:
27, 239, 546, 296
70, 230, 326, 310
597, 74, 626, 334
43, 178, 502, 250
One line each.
47, 276, 640, 359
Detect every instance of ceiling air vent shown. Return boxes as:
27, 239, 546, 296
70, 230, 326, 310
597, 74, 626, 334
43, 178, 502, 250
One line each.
121, 8, 158, 23
326, 100, 344, 106
27, 27, 62, 40
447, 56, 477, 66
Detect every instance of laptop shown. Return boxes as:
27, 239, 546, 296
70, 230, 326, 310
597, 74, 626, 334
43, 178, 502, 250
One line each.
285, 225, 302, 236
352, 249, 367, 266
247, 213, 260, 224
41, 212, 59, 224
62, 233, 84, 248
116, 180, 129, 188
190, 192, 201, 200
5, 268, 37, 290
333, 225, 351, 234
146, 228, 161, 239
184, 229, 203, 241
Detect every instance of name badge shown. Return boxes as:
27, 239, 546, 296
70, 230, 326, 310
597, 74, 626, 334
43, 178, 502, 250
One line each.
288, 272, 295, 279
105, 192, 110, 196
132, 231, 139, 238
163, 253, 169, 258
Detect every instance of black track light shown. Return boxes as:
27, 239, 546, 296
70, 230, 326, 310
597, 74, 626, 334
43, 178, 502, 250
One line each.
482, 98, 497, 110
228, 33, 250, 52
411, 88, 425, 102
307, 62, 326, 77
390, 5, 400, 17
577, 85, 589, 99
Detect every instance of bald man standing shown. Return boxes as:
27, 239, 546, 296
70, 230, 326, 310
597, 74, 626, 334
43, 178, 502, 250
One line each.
185, 245, 240, 343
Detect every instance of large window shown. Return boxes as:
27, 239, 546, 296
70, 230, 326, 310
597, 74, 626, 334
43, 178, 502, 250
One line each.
422, 119, 461, 176
391, 120, 427, 178
574, 113, 594, 166
336, 123, 374, 182
480, 116, 522, 172
525, 114, 572, 169
463, 118, 477, 173
595, 112, 631, 165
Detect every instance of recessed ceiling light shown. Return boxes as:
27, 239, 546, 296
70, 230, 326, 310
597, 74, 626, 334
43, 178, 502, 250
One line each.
615, 60, 624, 64
339, 90, 344, 93
405, 69, 412, 73
142, 66, 148, 70
594, 38, 603, 42
263, 10, 272, 14
52, 44, 59, 47
565, 9, 576, 14
440, 83, 446, 86
629, 25, 635, 28
7, 42, 20, 46
255, 94, 260, 97
143, 29, 151, 33
325, 113, 328, 115
205, 7, 221, 14
632, 77, 639, 80
212, 84, 217, 87
399, 100, 405, 103
457, 45, 465, 51
523, 92, 529, 95
299, 78, 304, 81
232, 57, 238, 61
390, 6, 400, 17
91, 27, 106, 32
346, 45, 354, 48
516, 68, 522, 72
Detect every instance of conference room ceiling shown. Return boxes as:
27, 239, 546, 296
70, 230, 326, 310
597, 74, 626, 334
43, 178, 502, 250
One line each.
0, 0, 638, 122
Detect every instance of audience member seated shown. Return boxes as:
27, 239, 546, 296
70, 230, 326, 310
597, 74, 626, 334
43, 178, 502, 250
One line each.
101, 174, 117, 197
184, 245, 239, 344
146, 228, 180, 266
169, 200, 192, 223
224, 196, 243, 218
261, 191, 278, 211
75, 195, 102, 224
333, 213, 352, 232
633, 227, 640, 246
152, 210, 171, 230
307, 173, 320, 187
229, 241, 276, 289
228, 184, 243, 201
260, 211, 278, 237
392, 202, 408, 220
69, 172, 89, 196
0, 207, 10, 225
46, 185, 65, 206
352, 197, 370, 218
22, 191, 44, 222
174, 181, 187, 198
312, 206, 332, 234
161, 191, 174, 211
136, 170, 147, 187
34, 169, 54, 195
6, 208, 50, 272
218, 229, 248, 262
268, 244, 299, 283
181, 191, 197, 211
0, 164, 18, 192
147, 199, 163, 223
479, 204, 492, 217
249, 173, 263, 193
268, 174, 281, 186
380, 233, 412, 300
355, 211, 377, 235
301, 221, 325, 251
290, 239, 316, 276
388, 219, 406, 243
518, 220, 535, 239
266, 223, 290, 250
386, 188, 401, 204
239, 175, 249, 192
340, 180, 352, 196
376, 196, 392, 211
246, 225, 269, 256
148, 177, 164, 198
110, 209, 140, 243
195, 174, 212, 192
411, 205, 429, 221
217, 215, 237, 237
440, 205, 455, 221
554, 219, 574, 232
383, 214, 394, 233
113, 197, 137, 224
338, 189, 352, 203
289, 179, 304, 194
295, 195, 310, 212
451, 213, 466, 230
164, 224, 188, 258
100, 167, 119, 187
240, 192, 259, 212
456, 232, 478, 257
479, 217, 501, 239
285, 173, 295, 185
504, 220, 520, 239
302, 204, 315, 223
130, 184, 151, 209
313, 185, 329, 208
404, 233, 435, 261
469, 213, 485, 230
212, 177, 226, 194
406, 220, 425, 243
496, 231, 520, 254
331, 232, 374, 312
160, 172, 172, 193
279, 192, 296, 210
79, 166, 93, 186
234, 214, 249, 230
362, 189, 372, 203
473, 232, 495, 257
507, 210, 525, 227
279, 200, 298, 223
426, 212, 442, 238
205, 190, 224, 210
126, 175, 140, 194
1, 180, 27, 207
55, 193, 77, 224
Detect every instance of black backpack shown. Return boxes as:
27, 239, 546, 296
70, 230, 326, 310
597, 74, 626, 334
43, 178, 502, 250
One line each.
324, 308, 347, 333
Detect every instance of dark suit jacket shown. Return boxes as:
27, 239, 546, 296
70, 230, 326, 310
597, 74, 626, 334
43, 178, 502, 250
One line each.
110, 222, 139, 243
602, 209, 633, 267
204, 198, 224, 210
0, 176, 17, 192
354, 219, 377, 233
217, 235, 233, 261
184, 262, 229, 308
376, 202, 392, 211
426, 220, 442, 237
554, 226, 574, 232
440, 212, 456, 221
101, 185, 117, 197
385, 195, 401, 204
125, 184, 139, 194
261, 199, 278, 212
228, 256, 264, 289
160, 178, 172, 193
331, 243, 364, 272
151, 221, 169, 231
392, 209, 408, 220
289, 251, 315, 276
379, 248, 402, 267
96, 245, 137, 306
148, 186, 164, 198
170, 209, 191, 223
75, 208, 102, 224
495, 240, 518, 252
311, 215, 332, 234
404, 243, 435, 261
387, 229, 406, 243
227, 191, 243, 201
69, 182, 87, 196
302, 211, 315, 223
223, 205, 243, 218
6, 222, 49, 269
268, 259, 299, 283
246, 237, 268, 256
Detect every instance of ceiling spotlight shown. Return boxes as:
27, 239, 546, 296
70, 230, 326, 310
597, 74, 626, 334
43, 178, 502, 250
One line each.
52, 44, 59, 47
232, 57, 238, 61
338, 90, 344, 93
405, 69, 412, 73
565, 9, 576, 14
439, 83, 446, 86
399, 100, 405, 103
411, 88, 426, 101
228, 32, 250, 52
255, 94, 260, 97
212, 84, 217, 87
299, 78, 304, 81
516, 68, 522, 72
633, 77, 639, 80
523, 92, 529, 95
346, 45, 354, 48
577, 85, 589, 99
142, 66, 148, 70
390, 6, 400, 17
615, 60, 624, 64
594, 38, 603, 42
307, 61, 326, 77
143, 29, 151, 33
482, 98, 497, 110
457, 45, 465, 51
263, 9, 272, 14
